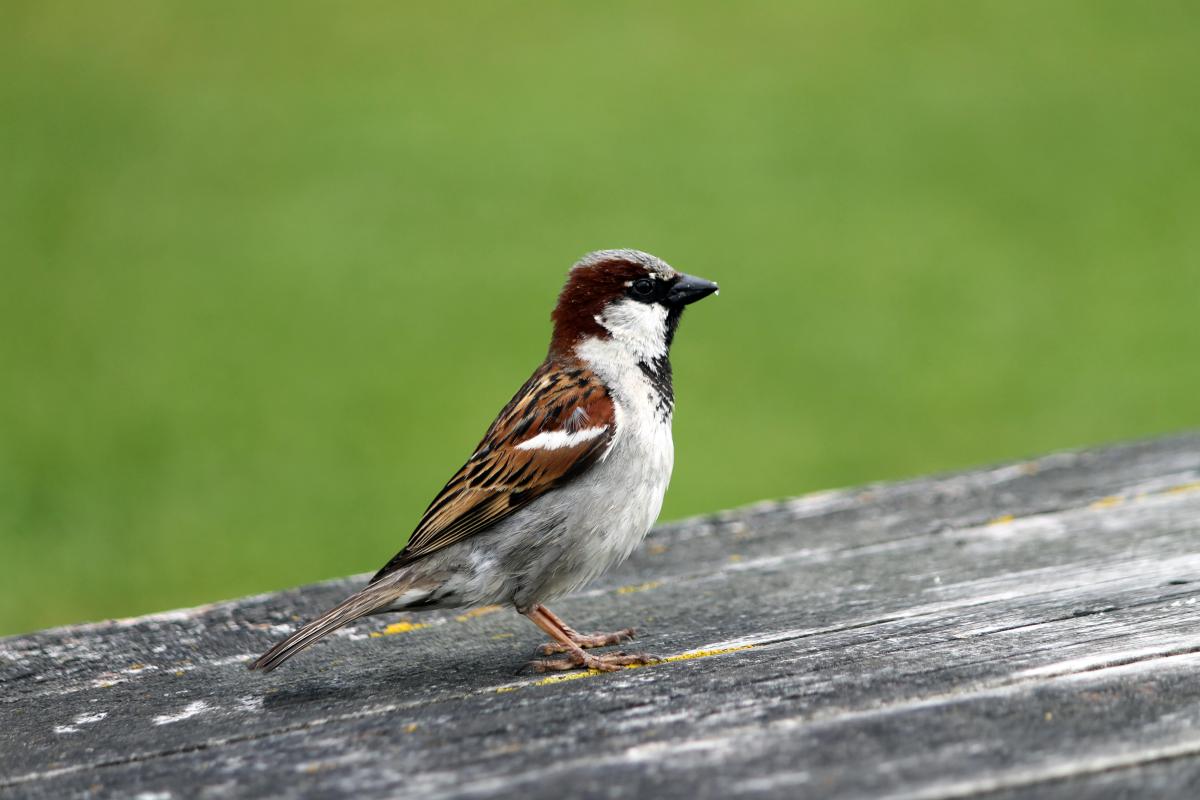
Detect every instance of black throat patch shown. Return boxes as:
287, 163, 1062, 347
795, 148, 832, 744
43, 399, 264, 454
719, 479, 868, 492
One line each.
637, 305, 682, 420
638, 355, 674, 420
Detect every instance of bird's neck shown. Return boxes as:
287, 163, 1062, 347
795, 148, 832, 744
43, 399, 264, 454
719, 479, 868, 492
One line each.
571, 336, 674, 424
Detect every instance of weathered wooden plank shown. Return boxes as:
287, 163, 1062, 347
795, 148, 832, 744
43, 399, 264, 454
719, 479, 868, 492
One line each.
2, 434, 1199, 798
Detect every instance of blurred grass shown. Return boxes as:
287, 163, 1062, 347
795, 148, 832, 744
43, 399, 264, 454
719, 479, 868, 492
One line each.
2, 1, 1198, 635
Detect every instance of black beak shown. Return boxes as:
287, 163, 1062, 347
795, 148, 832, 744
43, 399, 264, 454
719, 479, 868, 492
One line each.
666, 273, 719, 306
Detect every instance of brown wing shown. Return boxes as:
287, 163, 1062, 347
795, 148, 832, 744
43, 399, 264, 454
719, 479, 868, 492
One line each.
370, 360, 616, 583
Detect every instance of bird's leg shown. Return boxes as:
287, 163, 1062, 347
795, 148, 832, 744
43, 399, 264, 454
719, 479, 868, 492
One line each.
534, 605, 636, 654
522, 606, 654, 673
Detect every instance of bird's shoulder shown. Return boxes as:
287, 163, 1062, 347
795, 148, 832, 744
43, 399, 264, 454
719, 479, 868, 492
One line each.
370, 358, 617, 582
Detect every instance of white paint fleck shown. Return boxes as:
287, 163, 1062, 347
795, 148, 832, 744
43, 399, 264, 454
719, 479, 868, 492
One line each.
153, 700, 212, 726
236, 695, 263, 713
91, 673, 128, 689
208, 654, 256, 667
53, 711, 107, 735
122, 663, 158, 674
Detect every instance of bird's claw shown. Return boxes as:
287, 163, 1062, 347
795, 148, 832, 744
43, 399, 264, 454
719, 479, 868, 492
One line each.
537, 628, 636, 655
530, 650, 659, 673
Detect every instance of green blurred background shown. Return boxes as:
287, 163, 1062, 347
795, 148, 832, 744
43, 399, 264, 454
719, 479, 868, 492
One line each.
3, 2, 1198, 636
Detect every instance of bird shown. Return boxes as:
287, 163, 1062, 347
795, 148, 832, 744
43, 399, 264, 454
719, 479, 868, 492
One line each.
249, 249, 718, 673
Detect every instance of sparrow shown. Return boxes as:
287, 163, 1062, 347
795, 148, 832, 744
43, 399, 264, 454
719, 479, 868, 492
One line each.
250, 249, 718, 673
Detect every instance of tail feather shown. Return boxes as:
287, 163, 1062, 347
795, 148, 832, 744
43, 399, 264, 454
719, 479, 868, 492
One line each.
249, 580, 418, 672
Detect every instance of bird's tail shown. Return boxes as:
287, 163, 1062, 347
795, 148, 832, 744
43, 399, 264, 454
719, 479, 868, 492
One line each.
248, 578, 424, 672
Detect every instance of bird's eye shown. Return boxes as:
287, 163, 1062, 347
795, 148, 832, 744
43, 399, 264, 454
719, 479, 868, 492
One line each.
631, 278, 655, 298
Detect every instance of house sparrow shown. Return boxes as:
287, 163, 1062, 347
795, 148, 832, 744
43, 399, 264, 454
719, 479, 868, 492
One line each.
250, 250, 718, 673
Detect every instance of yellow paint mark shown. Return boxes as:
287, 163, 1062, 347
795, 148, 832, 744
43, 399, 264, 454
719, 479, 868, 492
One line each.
1044, 711, 1053, 721
1165, 481, 1200, 496
728, 554, 743, 563
493, 686, 518, 694
533, 669, 602, 686
621, 645, 755, 670
616, 581, 661, 595
370, 621, 428, 638
128, 663, 145, 671
174, 670, 186, 677
404, 723, 419, 734
988, 514, 1015, 526
490, 633, 514, 640
455, 605, 503, 622
663, 645, 753, 663
1091, 495, 1123, 509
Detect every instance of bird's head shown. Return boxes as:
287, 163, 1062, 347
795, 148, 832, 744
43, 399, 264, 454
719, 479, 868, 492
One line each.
549, 249, 718, 362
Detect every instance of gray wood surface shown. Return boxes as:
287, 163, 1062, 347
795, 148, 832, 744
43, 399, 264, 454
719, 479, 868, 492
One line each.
3, 434, 1200, 799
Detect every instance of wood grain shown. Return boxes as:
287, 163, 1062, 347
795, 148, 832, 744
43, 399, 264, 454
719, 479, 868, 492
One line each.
3, 434, 1199, 799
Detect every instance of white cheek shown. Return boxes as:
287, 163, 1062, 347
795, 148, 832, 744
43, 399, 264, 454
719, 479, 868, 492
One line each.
595, 299, 668, 361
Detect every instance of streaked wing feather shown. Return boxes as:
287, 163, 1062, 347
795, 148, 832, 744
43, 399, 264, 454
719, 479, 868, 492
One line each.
370, 362, 615, 583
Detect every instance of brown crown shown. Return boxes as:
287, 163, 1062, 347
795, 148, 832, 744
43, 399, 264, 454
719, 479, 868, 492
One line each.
548, 251, 673, 357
